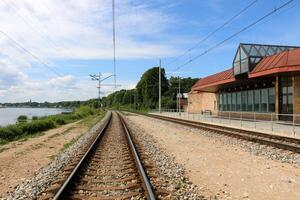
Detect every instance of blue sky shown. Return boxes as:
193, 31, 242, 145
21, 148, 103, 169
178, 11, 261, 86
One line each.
0, 0, 300, 102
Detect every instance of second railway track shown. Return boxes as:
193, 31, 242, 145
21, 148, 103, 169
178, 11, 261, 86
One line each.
41, 111, 155, 200
133, 112, 300, 154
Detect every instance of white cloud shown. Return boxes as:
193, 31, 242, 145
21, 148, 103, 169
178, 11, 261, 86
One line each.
47, 75, 75, 88
0, 0, 184, 102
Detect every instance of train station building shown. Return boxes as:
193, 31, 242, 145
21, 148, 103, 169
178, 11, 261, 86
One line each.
188, 43, 300, 121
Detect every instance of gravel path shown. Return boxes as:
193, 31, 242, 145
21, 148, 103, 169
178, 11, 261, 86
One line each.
126, 113, 300, 200
2, 112, 110, 200
124, 114, 203, 199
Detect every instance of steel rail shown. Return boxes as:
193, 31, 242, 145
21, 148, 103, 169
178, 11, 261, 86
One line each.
51, 111, 156, 199
52, 112, 112, 200
117, 112, 156, 200
129, 111, 300, 154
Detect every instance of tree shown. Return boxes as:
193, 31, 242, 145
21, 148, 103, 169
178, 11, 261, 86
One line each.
168, 76, 198, 97
122, 89, 135, 105
136, 67, 169, 109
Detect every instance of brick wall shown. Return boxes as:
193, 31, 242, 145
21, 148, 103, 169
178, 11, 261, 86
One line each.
187, 92, 217, 114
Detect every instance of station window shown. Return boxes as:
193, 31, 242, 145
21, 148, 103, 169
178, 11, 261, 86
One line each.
227, 93, 231, 111
231, 92, 236, 111
268, 88, 275, 112
236, 92, 241, 111
261, 88, 268, 112
223, 93, 227, 111
218, 87, 275, 113
254, 89, 261, 112
241, 91, 247, 111
247, 90, 253, 111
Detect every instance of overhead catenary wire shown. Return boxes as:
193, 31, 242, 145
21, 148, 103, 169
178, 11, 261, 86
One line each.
0, 30, 63, 77
2, 0, 61, 53
112, 0, 117, 89
2, 0, 82, 60
171, 0, 295, 74
165, 0, 259, 67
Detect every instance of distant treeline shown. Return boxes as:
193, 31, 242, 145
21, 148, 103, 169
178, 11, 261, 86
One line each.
101, 67, 198, 110
0, 67, 198, 110
0, 99, 100, 109
0, 106, 105, 145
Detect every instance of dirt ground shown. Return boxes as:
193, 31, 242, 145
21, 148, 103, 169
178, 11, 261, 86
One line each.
128, 115, 300, 200
0, 116, 101, 198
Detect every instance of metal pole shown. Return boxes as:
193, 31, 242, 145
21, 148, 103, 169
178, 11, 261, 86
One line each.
271, 113, 274, 132
240, 111, 242, 127
98, 72, 101, 109
112, 0, 117, 90
159, 60, 161, 113
293, 114, 295, 137
254, 112, 256, 129
179, 76, 181, 116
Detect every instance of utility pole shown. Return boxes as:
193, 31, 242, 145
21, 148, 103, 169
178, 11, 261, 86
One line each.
90, 73, 114, 109
159, 59, 161, 113
112, 0, 117, 90
178, 76, 181, 116
176, 76, 181, 114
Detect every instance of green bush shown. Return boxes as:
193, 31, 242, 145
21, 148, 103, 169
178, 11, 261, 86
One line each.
55, 118, 67, 125
0, 125, 23, 141
17, 115, 27, 123
32, 116, 38, 120
21, 119, 56, 135
0, 106, 102, 143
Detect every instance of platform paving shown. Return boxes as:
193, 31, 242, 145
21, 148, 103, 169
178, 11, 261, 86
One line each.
150, 112, 300, 139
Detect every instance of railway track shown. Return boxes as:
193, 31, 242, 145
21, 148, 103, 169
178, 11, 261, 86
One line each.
134, 112, 300, 154
41, 111, 155, 200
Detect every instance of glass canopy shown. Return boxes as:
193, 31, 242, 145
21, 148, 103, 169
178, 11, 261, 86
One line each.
233, 43, 300, 76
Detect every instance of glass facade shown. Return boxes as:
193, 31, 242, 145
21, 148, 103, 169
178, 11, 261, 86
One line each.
233, 44, 298, 76
219, 87, 275, 113
279, 77, 293, 114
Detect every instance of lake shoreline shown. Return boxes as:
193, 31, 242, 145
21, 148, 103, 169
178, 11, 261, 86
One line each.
0, 108, 72, 127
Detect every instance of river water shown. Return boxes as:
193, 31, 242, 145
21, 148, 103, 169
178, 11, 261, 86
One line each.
0, 108, 71, 126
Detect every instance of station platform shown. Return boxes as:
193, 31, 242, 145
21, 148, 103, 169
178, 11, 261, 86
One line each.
149, 112, 300, 139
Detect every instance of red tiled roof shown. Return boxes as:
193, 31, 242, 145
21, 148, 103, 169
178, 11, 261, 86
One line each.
192, 68, 235, 91
249, 48, 300, 78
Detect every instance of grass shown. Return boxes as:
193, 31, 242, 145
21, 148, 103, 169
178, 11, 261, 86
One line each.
49, 133, 83, 161
48, 111, 106, 160
0, 106, 106, 146
0, 147, 9, 153
62, 137, 78, 151
120, 111, 135, 116
0, 139, 8, 145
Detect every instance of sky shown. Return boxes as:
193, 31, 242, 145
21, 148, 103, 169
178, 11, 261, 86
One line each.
0, 0, 300, 103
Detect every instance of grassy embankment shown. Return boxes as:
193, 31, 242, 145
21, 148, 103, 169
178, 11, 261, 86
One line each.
0, 106, 105, 146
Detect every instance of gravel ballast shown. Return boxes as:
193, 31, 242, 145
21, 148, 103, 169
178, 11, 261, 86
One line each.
148, 115, 300, 165
124, 115, 203, 199
3, 112, 110, 200
125, 113, 300, 200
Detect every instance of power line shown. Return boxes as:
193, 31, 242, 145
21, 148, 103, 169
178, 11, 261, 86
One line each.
112, 0, 117, 89
171, 0, 295, 73
165, 0, 259, 67
2, 0, 79, 59
0, 30, 63, 77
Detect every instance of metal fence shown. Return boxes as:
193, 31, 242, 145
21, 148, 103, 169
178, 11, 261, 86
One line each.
150, 109, 300, 138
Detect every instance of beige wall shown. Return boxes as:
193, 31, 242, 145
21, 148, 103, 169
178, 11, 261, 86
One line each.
188, 92, 217, 114
294, 75, 300, 122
